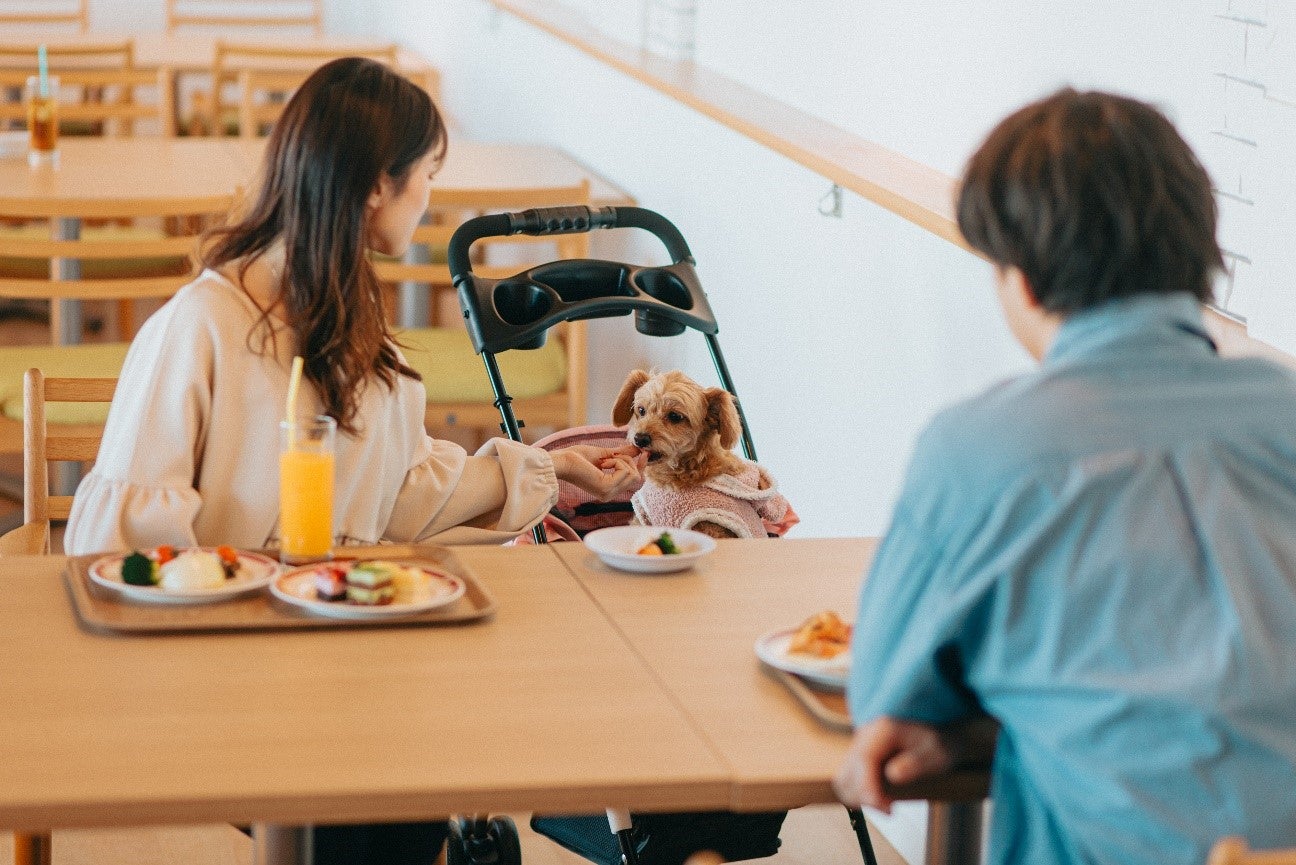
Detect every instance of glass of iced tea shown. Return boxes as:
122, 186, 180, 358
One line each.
25, 75, 58, 165
278, 414, 336, 565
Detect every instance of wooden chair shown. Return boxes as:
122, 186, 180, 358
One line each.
1209, 838, 1296, 865
0, 42, 174, 137
166, 0, 322, 34
2, 368, 115, 554
0, 193, 234, 461
376, 182, 592, 445
0, 0, 87, 31
205, 40, 397, 137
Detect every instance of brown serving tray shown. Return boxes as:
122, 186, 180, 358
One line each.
762, 663, 852, 732
63, 544, 497, 635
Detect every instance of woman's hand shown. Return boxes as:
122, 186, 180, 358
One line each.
550, 445, 646, 501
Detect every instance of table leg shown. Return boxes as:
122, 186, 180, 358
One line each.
51, 217, 83, 496
397, 241, 431, 328
51, 217, 82, 346
924, 801, 983, 865
14, 831, 52, 865
252, 823, 313, 865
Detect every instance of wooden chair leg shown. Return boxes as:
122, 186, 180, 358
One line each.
14, 831, 52, 865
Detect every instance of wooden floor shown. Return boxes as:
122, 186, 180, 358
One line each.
0, 806, 906, 865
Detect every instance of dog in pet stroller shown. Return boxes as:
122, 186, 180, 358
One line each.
446, 205, 873, 865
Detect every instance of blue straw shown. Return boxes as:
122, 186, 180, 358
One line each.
37, 44, 49, 98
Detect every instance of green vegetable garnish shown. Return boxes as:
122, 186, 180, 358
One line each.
655, 531, 679, 555
121, 551, 158, 586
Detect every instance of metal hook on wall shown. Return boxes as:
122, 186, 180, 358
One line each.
818, 183, 843, 218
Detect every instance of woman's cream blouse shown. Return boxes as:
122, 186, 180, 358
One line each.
65, 270, 559, 554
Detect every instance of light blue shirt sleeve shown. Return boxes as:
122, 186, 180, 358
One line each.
846, 422, 989, 726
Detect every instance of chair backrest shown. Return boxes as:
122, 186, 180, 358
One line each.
212, 41, 398, 137
0, 0, 88, 31
1209, 838, 1296, 865
378, 181, 593, 431
22, 368, 116, 553
0, 193, 234, 342
166, 0, 322, 34
0, 42, 174, 137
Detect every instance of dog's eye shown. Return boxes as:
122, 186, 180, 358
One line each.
666, 411, 685, 424
636, 405, 645, 417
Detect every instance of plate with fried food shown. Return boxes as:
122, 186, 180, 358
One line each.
754, 610, 853, 689
582, 526, 716, 573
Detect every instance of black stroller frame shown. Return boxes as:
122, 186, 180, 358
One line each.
446, 206, 879, 865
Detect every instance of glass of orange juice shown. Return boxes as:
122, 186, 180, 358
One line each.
279, 414, 336, 565
24, 75, 58, 167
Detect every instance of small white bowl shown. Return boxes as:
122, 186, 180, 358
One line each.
583, 526, 716, 573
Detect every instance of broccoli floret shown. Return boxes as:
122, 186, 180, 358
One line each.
121, 551, 158, 586
655, 532, 679, 555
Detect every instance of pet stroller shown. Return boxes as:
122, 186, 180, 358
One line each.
443, 206, 879, 865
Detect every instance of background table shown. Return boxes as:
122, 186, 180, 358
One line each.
0, 137, 633, 340
23, 32, 439, 100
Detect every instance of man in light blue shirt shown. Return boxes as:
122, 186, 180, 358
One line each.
833, 88, 1296, 864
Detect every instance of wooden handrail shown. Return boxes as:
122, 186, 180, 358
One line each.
490, 0, 975, 256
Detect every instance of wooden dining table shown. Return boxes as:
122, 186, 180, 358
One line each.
0, 136, 634, 341
17, 32, 440, 100
0, 537, 988, 865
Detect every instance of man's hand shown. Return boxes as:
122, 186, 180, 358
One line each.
550, 445, 645, 500
833, 717, 956, 814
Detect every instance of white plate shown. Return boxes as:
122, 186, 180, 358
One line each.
754, 627, 851, 690
582, 526, 716, 573
88, 549, 279, 604
270, 560, 466, 620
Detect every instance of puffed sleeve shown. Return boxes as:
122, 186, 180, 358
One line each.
383, 435, 559, 545
64, 300, 211, 555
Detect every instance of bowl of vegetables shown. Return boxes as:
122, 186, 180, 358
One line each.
581, 526, 717, 573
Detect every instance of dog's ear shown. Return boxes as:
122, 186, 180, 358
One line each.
704, 387, 742, 450
612, 370, 651, 425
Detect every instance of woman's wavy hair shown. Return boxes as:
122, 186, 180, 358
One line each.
203, 56, 447, 434
957, 88, 1223, 314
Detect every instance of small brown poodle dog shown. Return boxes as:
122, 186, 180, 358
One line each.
612, 369, 793, 539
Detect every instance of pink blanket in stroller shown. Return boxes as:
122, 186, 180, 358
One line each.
514, 425, 797, 543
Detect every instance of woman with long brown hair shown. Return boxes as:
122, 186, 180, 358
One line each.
67, 57, 638, 554
65, 57, 639, 864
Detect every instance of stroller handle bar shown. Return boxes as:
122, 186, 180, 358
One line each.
450, 205, 760, 501
447, 206, 694, 278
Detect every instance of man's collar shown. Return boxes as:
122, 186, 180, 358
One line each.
1044, 293, 1215, 366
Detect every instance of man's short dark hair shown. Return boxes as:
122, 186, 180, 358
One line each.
957, 88, 1224, 314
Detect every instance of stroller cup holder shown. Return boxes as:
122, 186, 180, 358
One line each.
464, 260, 713, 352
449, 205, 718, 354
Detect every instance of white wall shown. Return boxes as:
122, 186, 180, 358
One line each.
327, 0, 1296, 542
327, 0, 1038, 544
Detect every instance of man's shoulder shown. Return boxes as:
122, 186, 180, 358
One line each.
918, 354, 1296, 486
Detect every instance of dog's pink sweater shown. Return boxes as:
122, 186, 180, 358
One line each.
631, 460, 794, 539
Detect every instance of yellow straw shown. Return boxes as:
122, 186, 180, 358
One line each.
285, 355, 304, 449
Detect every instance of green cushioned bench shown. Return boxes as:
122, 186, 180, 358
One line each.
397, 327, 567, 403
0, 343, 130, 426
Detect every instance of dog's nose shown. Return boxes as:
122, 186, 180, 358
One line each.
633, 433, 652, 448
